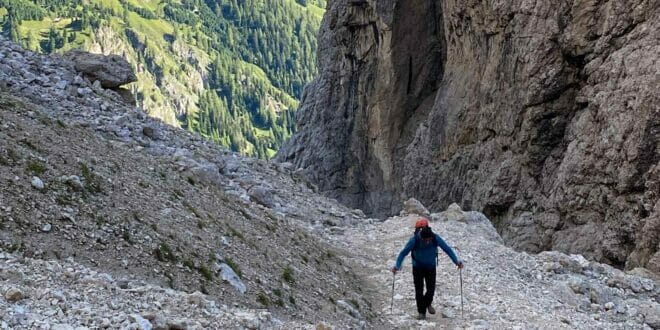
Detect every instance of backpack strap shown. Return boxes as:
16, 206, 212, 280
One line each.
411, 234, 419, 261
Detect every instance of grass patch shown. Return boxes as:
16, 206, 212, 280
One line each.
56, 119, 67, 128
282, 266, 295, 284
0, 148, 20, 166
20, 139, 39, 151
257, 293, 270, 306
154, 242, 177, 262
186, 176, 196, 185
198, 265, 213, 280
183, 201, 202, 218
225, 256, 242, 277
226, 225, 244, 240
95, 215, 107, 227
26, 160, 46, 175
122, 230, 131, 243
183, 259, 195, 269
81, 163, 103, 193
55, 194, 73, 205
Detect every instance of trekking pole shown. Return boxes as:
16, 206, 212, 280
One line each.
459, 268, 464, 319
390, 272, 396, 314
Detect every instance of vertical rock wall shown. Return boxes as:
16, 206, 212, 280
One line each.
277, 0, 660, 272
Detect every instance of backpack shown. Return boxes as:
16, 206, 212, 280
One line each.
410, 232, 437, 262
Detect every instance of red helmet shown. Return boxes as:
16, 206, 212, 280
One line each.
414, 218, 429, 229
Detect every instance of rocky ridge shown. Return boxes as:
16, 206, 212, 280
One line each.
277, 0, 660, 272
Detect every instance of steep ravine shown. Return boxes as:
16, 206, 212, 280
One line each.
277, 0, 660, 272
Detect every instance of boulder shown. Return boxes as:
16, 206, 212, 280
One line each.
400, 198, 429, 217
445, 203, 465, 222
65, 50, 137, 88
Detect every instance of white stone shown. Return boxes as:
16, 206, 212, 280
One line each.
31, 176, 45, 190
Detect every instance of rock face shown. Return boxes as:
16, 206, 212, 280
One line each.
277, 0, 660, 271
65, 50, 137, 88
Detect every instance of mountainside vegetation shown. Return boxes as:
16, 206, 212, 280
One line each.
0, 0, 325, 158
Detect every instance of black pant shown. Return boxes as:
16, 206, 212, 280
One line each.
413, 266, 436, 314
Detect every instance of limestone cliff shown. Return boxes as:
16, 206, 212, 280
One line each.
277, 0, 660, 272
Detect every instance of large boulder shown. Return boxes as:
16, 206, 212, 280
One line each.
65, 50, 137, 88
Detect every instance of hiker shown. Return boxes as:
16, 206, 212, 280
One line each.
391, 221, 463, 320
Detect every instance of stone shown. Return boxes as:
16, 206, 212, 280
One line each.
114, 87, 136, 106
51, 325, 75, 330
187, 291, 208, 307
218, 263, 246, 294
316, 322, 334, 330
62, 175, 84, 191
445, 203, 465, 222
441, 309, 455, 319
150, 315, 168, 330
130, 314, 152, 330
188, 163, 222, 187
400, 198, 429, 216
65, 50, 136, 88
641, 303, 660, 329
41, 223, 52, 232
336, 300, 361, 319
100, 318, 111, 328
248, 185, 277, 208
142, 126, 157, 139
31, 176, 45, 190
166, 319, 186, 330
5, 288, 24, 302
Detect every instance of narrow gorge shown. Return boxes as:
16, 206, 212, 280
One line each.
277, 0, 660, 272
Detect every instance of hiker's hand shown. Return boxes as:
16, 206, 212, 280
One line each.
391, 267, 398, 274
457, 261, 464, 269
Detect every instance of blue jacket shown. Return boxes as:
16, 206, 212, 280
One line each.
394, 233, 460, 270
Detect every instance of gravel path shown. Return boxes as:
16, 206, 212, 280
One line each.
331, 206, 659, 329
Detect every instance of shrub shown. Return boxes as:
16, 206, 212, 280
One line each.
26, 160, 46, 175
257, 293, 270, 306
198, 265, 213, 280
155, 243, 177, 262
282, 266, 295, 284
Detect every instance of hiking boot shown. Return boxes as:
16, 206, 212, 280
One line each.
417, 313, 426, 320
427, 305, 436, 314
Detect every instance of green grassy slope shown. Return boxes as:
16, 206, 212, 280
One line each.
0, 0, 324, 159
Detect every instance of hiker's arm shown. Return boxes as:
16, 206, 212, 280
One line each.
394, 237, 415, 270
436, 234, 460, 265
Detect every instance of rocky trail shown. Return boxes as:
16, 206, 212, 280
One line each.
331, 203, 660, 329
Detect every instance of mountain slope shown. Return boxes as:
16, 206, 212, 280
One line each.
0, 0, 325, 159
0, 36, 380, 328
